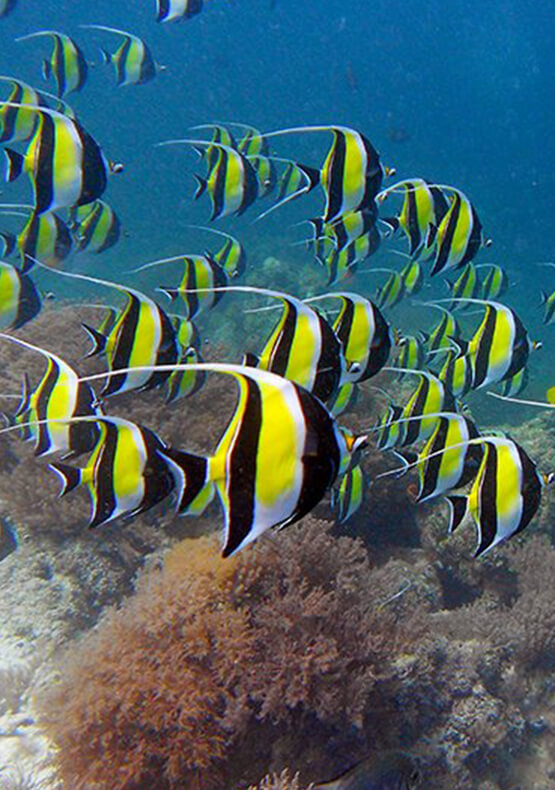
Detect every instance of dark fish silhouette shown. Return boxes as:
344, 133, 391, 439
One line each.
313, 751, 421, 790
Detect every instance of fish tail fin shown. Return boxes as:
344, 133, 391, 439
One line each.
160, 447, 214, 517
241, 351, 259, 367
41, 58, 51, 81
49, 462, 83, 497
158, 286, 179, 302
381, 216, 400, 234
446, 494, 468, 533
99, 48, 112, 65
81, 323, 108, 357
0, 231, 16, 258
540, 291, 547, 305
297, 163, 321, 191
193, 175, 207, 200
4, 148, 24, 183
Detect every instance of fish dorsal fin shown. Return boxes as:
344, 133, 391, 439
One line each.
446, 494, 468, 533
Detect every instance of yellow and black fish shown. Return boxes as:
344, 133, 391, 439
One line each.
317, 226, 381, 285
395, 333, 428, 377
374, 268, 405, 309
0, 77, 45, 143
400, 256, 424, 295
147, 253, 228, 318
438, 338, 473, 398
307, 291, 392, 383
1, 208, 73, 272
540, 288, 555, 325
268, 158, 321, 218
237, 286, 344, 403
17, 31, 88, 98
69, 199, 121, 254
153, 364, 367, 556
447, 436, 554, 556
2, 334, 100, 457
3, 103, 122, 215
187, 225, 247, 279
379, 177, 449, 259
478, 263, 509, 301
459, 298, 540, 389
50, 416, 176, 528
422, 303, 461, 353
83, 25, 164, 86
427, 187, 491, 276
156, 0, 203, 22
0, 260, 41, 329
166, 346, 206, 403
445, 262, 479, 309
333, 462, 365, 524
262, 124, 389, 222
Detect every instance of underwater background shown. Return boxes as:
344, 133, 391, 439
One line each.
0, 1, 554, 788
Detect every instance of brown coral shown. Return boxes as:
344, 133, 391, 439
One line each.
36, 519, 427, 790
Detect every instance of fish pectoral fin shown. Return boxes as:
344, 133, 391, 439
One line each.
445, 494, 468, 533
81, 323, 108, 357
49, 462, 83, 497
4, 148, 24, 183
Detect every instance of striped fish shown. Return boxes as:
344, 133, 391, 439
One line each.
0, 77, 45, 143
319, 226, 381, 285
396, 334, 428, 377
386, 369, 457, 448
427, 187, 491, 276
447, 437, 553, 556
328, 381, 358, 417
438, 339, 473, 398
379, 178, 449, 259
445, 262, 479, 310
0, 261, 41, 329
17, 31, 88, 97
461, 299, 540, 389
50, 417, 176, 528
2, 334, 100, 457
308, 292, 392, 383
333, 462, 365, 523
3, 103, 122, 214
375, 269, 405, 309
498, 366, 528, 398
424, 304, 461, 353
540, 288, 555, 324
156, 0, 203, 22
153, 254, 228, 318
165, 346, 206, 404
239, 286, 343, 403
42, 269, 179, 398
414, 413, 482, 503
400, 257, 424, 295
274, 158, 321, 206
83, 25, 163, 86
2, 209, 73, 272
375, 404, 406, 451
478, 263, 509, 300
262, 125, 389, 222
70, 199, 121, 254
154, 364, 367, 556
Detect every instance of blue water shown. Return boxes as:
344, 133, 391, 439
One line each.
0, 3, 554, 786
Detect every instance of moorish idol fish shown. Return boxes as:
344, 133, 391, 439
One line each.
1, 208, 73, 272
451, 298, 541, 389
156, 0, 203, 23
0, 333, 100, 457
405, 412, 483, 503
69, 199, 121, 254
262, 157, 321, 220
318, 226, 381, 285
328, 380, 358, 417
248, 153, 277, 198
332, 462, 365, 524
232, 285, 344, 403
374, 269, 405, 309
312, 750, 421, 790
137, 253, 228, 318
426, 187, 491, 276
383, 368, 457, 447
478, 263, 509, 301
374, 404, 406, 451
37, 267, 179, 397
50, 416, 176, 528
395, 333, 428, 377
540, 288, 555, 325
159, 137, 259, 220
445, 262, 479, 309
446, 436, 554, 556
0, 260, 41, 329
165, 346, 206, 403
498, 366, 528, 398
437, 338, 473, 398
306, 291, 392, 383
2, 103, 123, 214
0, 0, 17, 18
400, 256, 424, 295
193, 226, 247, 279
189, 123, 238, 177
17, 31, 88, 98
0, 77, 45, 143
82, 25, 164, 87
142, 363, 367, 556
420, 303, 461, 353
261, 125, 390, 223
378, 177, 449, 259
316, 208, 378, 253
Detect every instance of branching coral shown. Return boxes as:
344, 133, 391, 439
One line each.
248, 770, 307, 790
36, 519, 429, 790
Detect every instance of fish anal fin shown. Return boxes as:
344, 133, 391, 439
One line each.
49, 462, 82, 497
159, 447, 211, 516
81, 323, 108, 357
446, 494, 468, 534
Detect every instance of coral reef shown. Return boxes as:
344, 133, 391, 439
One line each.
248, 771, 306, 790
